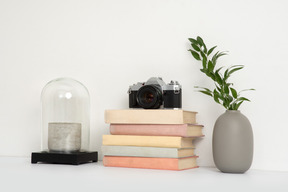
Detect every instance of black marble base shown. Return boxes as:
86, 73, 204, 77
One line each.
31, 151, 98, 165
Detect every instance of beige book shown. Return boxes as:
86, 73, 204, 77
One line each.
102, 135, 196, 148
105, 109, 197, 124
109, 123, 204, 137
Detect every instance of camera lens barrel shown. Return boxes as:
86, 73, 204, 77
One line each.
136, 85, 163, 109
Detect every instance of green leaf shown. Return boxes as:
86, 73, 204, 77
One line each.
202, 57, 207, 69
200, 51, 206, 60
208, 46, 217, 56
235, 101, 244, 110
200, 68, 207, 73
213, 89, 219, 95
195, 86, 214, 98
228, 64, 243, 69
208, 46, 217, 55
216, 84, 222, 93
215, 71, 223, 85
223, 99, 229, 109
223, 65, 244, 81
203, 44, 207, 54
228, 65, 244, 76
224, 84, 230, 94
230, 102, 236, 110
224, 69, 229, 80
188, 38, 198, 45
239, 88, 255, 94
208, 60, 214, 72
207, 72, 215, 80
212, 51, 219, 63
216, 51, 228, 59
188, 49, 201, 60
194, 86, 212, 93
197, 36, 207, 53
238, 97, 250, 102
198, 90, 213, 97
213, 89, 220, 104
227, 95, 233, 103
197, 36, 204, 46
211, 51, 227, 67
191, 44, 200, 52
230, 87, 237, 98
213, 94, 220, 104
215, 66, 224, 73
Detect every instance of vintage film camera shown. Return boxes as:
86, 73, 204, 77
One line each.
128, 77, 182, 109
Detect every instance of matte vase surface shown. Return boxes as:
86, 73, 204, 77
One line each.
213, 110, 253, 173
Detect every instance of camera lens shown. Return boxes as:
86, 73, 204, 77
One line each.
136, 85, 163, 109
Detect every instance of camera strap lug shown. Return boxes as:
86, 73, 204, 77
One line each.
128, 88, 132, 94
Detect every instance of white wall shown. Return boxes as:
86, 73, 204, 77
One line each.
1, 0, 287, 171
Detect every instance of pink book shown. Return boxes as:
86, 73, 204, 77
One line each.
103, 156, 199, 171
110, 124, 204, 137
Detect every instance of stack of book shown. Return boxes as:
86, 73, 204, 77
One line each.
102, 109, 204, 171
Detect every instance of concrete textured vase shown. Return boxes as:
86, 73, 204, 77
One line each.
213, 110, 253, 173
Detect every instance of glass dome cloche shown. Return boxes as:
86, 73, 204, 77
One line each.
31, 77, 98, 165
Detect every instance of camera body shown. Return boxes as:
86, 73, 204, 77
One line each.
128, 77, 182, 109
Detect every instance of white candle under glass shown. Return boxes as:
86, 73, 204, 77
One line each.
48, 122, 81, 152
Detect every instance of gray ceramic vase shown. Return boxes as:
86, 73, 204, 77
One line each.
213, 110, 253, 173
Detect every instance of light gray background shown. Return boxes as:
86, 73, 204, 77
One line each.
1, 0, 287, 171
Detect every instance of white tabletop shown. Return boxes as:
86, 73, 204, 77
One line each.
1, 157, 287, 192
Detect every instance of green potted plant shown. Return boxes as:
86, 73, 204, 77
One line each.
188, 36, 254, 173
